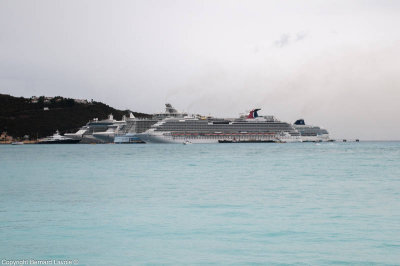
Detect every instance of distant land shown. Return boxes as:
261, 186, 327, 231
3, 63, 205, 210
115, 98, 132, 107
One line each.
0, 93, 151, 139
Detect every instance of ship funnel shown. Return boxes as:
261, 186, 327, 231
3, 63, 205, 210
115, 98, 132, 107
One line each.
165, 103, 178, 114
247, 108, 261, 119
294, 119, 305, 125
108, 114, 114, 120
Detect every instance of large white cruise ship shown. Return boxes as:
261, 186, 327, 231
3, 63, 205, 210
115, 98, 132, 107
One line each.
292, 119, 331, 142
137, 108, 302, 144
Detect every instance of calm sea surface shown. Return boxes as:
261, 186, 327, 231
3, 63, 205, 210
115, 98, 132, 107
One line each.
1, 142, 399, 265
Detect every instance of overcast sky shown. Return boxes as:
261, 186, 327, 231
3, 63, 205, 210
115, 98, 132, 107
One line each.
1, 0, 400, 139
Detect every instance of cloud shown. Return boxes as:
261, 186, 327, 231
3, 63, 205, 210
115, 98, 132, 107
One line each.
273, 32, 308, 48
274, 34, 291, 48
295, 32, 308, 41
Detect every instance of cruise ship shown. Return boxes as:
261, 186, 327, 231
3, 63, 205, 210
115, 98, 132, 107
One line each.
114, 104, 187, 143
65, 114, 127, 143
63, 104, 183, 144
293, 119, 331, 142
137, 108, 302, 144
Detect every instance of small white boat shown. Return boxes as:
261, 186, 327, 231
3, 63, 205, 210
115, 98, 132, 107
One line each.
11, 142, 24, 145
183, 140, 192, 145
38, 131, 81, 144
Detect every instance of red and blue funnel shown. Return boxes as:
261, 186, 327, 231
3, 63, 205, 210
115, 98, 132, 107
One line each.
247, 108, 261, 119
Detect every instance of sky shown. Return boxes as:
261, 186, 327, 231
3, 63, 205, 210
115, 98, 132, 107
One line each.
1, 0, 400, 140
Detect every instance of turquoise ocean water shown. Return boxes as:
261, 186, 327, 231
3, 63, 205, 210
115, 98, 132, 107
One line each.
1, 142, 400, 265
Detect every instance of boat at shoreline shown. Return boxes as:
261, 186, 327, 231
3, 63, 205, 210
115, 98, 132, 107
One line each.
38, 131, 80, 144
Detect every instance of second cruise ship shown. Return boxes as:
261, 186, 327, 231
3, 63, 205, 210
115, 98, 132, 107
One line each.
137, 108, 302, 144
293, 119, 331, 142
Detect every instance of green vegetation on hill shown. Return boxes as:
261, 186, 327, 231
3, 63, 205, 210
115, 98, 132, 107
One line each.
0, 94, 151, 139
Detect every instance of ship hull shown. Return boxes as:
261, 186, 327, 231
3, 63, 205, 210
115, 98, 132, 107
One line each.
114, 135, 145, 144
138, 133, 218, 144
138, 132, 301, 144
92, 132, 115, 143
300, 134, 331, 142
38, 139, 81, 144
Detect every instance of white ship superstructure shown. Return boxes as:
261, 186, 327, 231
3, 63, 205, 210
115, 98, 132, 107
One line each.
138, 108, 302, 144
293, 119, 331, 142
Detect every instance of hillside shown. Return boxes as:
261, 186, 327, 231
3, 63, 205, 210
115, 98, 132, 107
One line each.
0, 94, 151, 139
